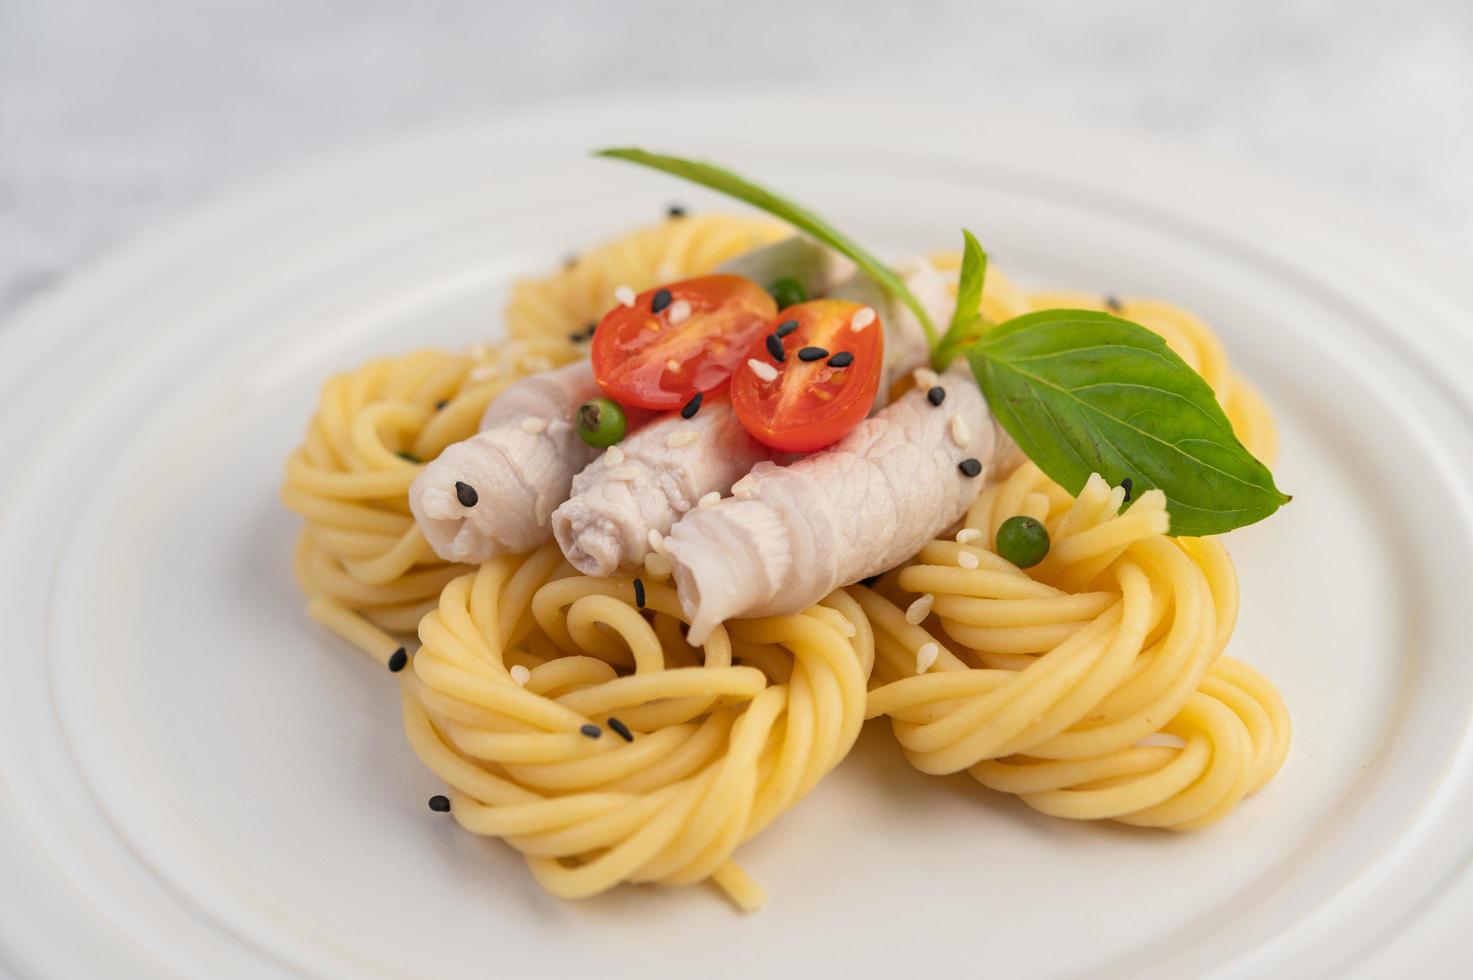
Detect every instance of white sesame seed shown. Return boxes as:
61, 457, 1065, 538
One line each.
732, 474, 757, 498
905, 593, 935, 625
510, 664, 531, 686
958, 551, 980, 570
698, 491, 721, 508
851, 306, 876, 332
950, 414, 971, 447
546, 418, 572, 437
469, 363, 500, 382
666, 359, 681, 372
605, 445, 625, 465
615, 285, 636, 307
643, 551, 673, 578
956, 527, 984, 544
647, 528, 666, 555
610, 466, 639, 481
667, 429, 699, 449
747, 358, 779, 382
668, 298, 692, 325
913, 367, 939, 390
520, 416, 548, 435
915, 641, 940, 674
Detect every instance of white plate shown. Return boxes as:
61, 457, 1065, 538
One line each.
3, 95, 1473, 980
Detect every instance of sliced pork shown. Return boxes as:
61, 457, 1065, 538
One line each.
551, 397, 773, 576
665, 364, 997, 644
410, 360, 606, 563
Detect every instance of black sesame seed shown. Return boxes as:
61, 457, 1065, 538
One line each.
428, 794, 451, 812
608, 717, 635, 742
775, 320, 799, 338
765, 334, 786, 362
434, 399, 449, 411
958, 458, 983, 478
388, 647, 408, 672
680, 392, 703, 419
667, 204, 686, 219
569, 331, 586, 343
1104, 295, 1123, 312
396, 450, 422, 464
927, 386, 946, 406
455, 481, 479, 507
632, 577, 646, 608
827, 352, 854, 368
1121, 477, 1134, 502
652, 288, 673, 314
797, 346, 828, 362
585, 321, 598, 336
580, 723, 602, 739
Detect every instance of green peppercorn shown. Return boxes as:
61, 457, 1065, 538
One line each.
995, 515, 1050, 569
767, 277, 807, 310
576, 397, 627, 448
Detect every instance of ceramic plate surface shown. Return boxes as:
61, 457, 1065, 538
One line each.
2, 95, 1472, 979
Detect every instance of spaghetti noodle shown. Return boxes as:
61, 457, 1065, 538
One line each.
403, 545, 873, 909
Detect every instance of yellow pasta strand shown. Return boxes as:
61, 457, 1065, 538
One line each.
403, 545, 874, 908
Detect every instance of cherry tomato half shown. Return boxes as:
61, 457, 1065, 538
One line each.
731, 299, 884, 453
590, 275, 777, 411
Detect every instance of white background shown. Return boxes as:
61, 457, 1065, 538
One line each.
2, 0, 1470, 317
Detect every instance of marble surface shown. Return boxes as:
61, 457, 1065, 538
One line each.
2, 0, 1470, 318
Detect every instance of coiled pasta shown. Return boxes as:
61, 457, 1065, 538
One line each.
403, 544, 874, 909
856, 277, 1287, 829
859, 462, 1289, 829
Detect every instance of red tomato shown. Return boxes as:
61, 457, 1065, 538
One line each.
590, 275, 777, 410
731, 299, 884, 453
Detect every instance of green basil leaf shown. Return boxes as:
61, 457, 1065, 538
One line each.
933, 229, 987, 369
968, 309, 1289, 536
596, 147, 938, 347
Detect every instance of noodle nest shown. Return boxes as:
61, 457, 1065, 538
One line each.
282, 214, 1291, 908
